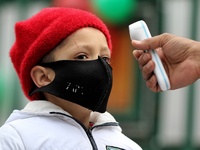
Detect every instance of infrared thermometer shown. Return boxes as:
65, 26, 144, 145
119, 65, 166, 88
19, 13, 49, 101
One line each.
129, 20, 170, 91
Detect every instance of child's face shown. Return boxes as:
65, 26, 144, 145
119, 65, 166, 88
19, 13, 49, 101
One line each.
53, 27, 111, 62
30, 27, 112, 112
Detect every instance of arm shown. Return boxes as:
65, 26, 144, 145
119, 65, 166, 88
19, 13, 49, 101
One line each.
132, 33, 200, 92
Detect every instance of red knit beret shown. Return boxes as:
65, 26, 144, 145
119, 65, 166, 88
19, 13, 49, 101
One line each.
10, 7, 112, 100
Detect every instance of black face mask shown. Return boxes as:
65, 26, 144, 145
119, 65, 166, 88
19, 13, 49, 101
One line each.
29, 56, 112, 113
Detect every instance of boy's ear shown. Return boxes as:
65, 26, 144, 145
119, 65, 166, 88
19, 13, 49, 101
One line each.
30, 66, 55, 88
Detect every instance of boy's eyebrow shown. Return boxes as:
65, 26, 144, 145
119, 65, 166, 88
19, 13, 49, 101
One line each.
101, 47, 111, 54
72, 42, 110, 52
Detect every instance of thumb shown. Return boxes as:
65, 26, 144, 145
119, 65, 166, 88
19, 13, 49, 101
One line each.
131, 33, 170, 51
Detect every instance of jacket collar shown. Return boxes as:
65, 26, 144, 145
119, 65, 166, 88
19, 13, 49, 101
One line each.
21, 100, 119, 128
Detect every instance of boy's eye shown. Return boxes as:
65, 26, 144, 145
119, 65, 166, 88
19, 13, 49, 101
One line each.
75, 55, 87, 60
102, 57, 110, 64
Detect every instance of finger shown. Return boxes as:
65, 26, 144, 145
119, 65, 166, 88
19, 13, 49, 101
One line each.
131, 33, 172, 51
146, 75, 161, 92
131, 39, 154, 50
138, 53, 152, 69
141, 60, 154, 80
132, 50, 143, 60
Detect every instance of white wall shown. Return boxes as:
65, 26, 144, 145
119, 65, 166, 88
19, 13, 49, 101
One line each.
158, 0, 200, 147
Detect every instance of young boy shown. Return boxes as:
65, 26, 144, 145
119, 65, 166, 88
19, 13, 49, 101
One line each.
0, 7, 142, 150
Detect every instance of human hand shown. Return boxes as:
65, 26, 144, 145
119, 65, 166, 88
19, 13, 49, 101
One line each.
132, 33, 200, 92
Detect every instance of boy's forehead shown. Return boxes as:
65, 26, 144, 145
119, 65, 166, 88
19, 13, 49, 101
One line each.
61, 27, 109, 48
51, 29, 110, 59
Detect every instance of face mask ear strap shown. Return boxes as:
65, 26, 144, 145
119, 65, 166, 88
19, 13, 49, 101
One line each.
39, 61, 59, 68
28, 62, 56, 97
29, 85, 37, 96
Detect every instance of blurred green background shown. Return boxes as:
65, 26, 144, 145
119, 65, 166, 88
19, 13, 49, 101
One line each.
0, 0, 200, 150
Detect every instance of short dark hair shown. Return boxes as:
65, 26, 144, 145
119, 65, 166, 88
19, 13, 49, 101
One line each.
41, 50, 55, 63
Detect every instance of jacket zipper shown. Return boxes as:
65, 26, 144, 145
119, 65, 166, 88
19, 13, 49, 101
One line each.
49, 112, 98, 150
86, 129, 98, 150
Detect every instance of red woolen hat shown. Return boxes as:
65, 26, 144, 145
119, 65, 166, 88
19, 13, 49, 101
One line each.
10, 7, 112, 100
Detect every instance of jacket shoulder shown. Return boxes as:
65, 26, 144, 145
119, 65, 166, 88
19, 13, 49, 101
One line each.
0, 124, 25, 150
